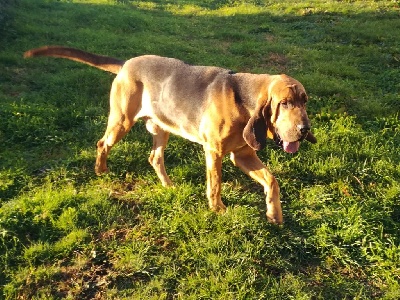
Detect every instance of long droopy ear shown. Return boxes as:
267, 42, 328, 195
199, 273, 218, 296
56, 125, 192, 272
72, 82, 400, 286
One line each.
243, 104, 270, 151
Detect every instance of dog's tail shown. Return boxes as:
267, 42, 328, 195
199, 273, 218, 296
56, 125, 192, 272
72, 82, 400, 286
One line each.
24, 46, 124, 74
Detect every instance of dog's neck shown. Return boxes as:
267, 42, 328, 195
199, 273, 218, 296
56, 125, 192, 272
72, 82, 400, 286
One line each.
229, 73, 275, 113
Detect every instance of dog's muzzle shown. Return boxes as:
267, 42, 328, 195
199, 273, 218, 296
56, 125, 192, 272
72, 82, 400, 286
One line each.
297, 124, 311, 138
273, 125, 310, 154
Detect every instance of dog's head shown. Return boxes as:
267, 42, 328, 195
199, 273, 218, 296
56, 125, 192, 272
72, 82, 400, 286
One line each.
243, 75, 317, 153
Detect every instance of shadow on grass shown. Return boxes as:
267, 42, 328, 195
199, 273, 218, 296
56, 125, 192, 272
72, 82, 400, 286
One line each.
1, 0, 399, 298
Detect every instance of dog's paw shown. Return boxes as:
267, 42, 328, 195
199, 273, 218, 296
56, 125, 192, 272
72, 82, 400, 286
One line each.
210, 203, 227, 214
95, 165, 108, 176
266, 211, 283, 225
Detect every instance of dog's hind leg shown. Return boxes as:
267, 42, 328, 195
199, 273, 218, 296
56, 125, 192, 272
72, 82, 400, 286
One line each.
145, 120, 173, 187
95, 77, 142, 175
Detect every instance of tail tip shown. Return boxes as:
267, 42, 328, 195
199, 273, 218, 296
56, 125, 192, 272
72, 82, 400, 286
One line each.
23, 46, 52, 58
23, 50, 33, 58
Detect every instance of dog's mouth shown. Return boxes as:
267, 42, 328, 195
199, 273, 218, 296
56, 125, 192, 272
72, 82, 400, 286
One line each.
274, 132, 300, 154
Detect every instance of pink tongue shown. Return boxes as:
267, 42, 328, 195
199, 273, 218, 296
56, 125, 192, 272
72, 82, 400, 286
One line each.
283, 141, 300, 153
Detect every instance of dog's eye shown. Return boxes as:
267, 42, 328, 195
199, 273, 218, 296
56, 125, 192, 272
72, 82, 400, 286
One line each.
281, 101, 291, 109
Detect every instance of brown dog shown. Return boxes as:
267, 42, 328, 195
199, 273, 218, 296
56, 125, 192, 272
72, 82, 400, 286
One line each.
24, 46, 316, 224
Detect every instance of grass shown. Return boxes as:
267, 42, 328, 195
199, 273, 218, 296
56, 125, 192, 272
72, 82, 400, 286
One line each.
0, 0, 399, 299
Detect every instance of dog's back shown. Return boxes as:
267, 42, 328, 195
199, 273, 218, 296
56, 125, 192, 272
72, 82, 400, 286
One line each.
123, 55, 236, 136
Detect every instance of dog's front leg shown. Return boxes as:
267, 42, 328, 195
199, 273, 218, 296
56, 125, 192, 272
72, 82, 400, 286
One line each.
230, 146, 283, 225
204, 148, 227, 212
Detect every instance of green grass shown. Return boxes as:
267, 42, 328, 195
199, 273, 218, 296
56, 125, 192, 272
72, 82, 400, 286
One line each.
1, 0, 399, 299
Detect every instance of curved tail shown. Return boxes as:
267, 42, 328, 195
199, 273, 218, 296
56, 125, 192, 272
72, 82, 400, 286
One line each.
24, 46, 124, 74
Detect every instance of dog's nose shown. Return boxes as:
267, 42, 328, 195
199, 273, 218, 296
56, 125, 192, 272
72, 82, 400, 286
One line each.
297, 124, 310, 135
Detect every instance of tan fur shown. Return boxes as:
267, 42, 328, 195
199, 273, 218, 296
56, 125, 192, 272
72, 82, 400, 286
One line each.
24, 46, 317, 225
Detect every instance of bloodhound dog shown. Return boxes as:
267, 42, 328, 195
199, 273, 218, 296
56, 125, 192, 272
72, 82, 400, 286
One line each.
24, 46, 317, 224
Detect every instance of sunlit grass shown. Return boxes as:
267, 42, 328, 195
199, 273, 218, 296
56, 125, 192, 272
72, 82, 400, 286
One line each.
1, 0, 399, 299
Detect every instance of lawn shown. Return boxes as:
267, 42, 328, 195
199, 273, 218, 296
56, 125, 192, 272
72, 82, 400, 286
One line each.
0, 0, 399, 299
